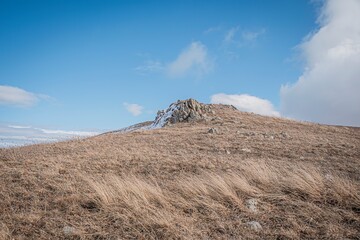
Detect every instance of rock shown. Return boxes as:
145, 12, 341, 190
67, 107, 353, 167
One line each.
226, 150, 231, 155
63, 226, 75, 235
246, 198, 258, 213
241, 148, 251, 153
150, 99, 212, 128
246, 221, 262, 231
211, 116, 223, 122
280, 131, 289, 138
208, 128, 218, 134
325, 173, 333, 181
244, 132, 256, 137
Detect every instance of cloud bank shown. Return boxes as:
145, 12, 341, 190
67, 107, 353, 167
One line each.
0, 124, 99, 148
0, 85, 39, 107
211, 93, 280, 117
281, 0, 360, 126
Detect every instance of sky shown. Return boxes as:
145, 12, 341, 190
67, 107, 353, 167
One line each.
0, 0, 359, 145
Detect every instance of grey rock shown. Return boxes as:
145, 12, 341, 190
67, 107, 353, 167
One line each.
151, 99, 212, 128
208, 128, 218, 134
246, 198, 258, 213
63, 226, 75, 235
246, 221, 262, 231
241, 148, 251, 153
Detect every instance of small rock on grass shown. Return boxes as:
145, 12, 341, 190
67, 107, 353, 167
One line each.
63, 226, 75, 235
208, 128, 218, 134
246, 221, 262, 231
246, 198, 258, 213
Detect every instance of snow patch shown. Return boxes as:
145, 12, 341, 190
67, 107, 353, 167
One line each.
148, 103, 180, 129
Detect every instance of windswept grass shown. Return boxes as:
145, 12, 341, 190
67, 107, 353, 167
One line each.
1, 104, 359, 239
79, 161, 360, 239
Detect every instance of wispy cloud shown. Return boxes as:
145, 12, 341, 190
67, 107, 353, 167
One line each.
167, 41, 214, 78
224, 27, 239, 43
36, 128, 97, 136
204, 26, 222, 34
211, 93, 280, 117
0, 85, 39, 107
223, 27, 266, 46
123, 102, 143, 116
134, 60, 164, 75
280, 0, 360, 126
7, 125, 32, 129
241, 28, 266, 42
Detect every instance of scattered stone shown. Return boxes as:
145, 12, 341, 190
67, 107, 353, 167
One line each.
208, 128, 218, 134
211, 116, 223, 121
299, 156, 305, 160
244, 132, 256, 137
246, 198, 258, 213
63, 226, 75, 235
246, 221, 262, 231
325, 173, 333, 181
241, 148, 252, 153
280, 131, 289, 138
226, 150, 231, 155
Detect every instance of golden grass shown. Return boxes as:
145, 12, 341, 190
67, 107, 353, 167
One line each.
76, 161, 360, 239
1, 104, 359, 239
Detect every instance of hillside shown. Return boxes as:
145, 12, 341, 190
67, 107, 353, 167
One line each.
1, 99, 360, 239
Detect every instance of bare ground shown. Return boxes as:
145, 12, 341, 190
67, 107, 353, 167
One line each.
1, 104, 360, 239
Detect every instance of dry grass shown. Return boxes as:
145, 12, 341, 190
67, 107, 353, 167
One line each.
0, 104, 359, 239
78, 161, 360, 239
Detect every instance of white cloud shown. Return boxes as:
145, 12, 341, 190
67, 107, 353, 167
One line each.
167, 41, 214, 78
8, 125, 32, 129
0, 85, 39, 107
223, 27, 265, 45
224, 27, 239, 43
123, 102, 143, 116
0, 124, 100, 148
241, 28, 266, 41
35, 128, 97, 136
134, 60, 164, 75
280, 0, 360, 126
204, 26, 222, 34
211, 93, 280, 117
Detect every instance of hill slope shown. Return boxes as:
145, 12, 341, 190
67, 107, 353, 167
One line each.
1, 100, 360, 239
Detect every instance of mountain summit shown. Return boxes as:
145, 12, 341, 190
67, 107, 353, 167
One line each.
117, 99, 236, 133
151, 99, 214, 128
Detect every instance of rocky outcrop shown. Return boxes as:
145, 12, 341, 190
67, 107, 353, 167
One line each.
150, 99, 213, 128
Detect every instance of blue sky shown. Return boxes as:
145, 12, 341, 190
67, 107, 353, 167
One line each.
1, 0, 359, 138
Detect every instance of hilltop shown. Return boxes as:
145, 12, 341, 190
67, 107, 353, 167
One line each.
1, 99, 360, 239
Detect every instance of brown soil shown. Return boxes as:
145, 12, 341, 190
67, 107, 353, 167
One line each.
1, 103, 359, 239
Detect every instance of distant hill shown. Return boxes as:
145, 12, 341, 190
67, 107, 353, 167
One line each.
1, 99, 359, 239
